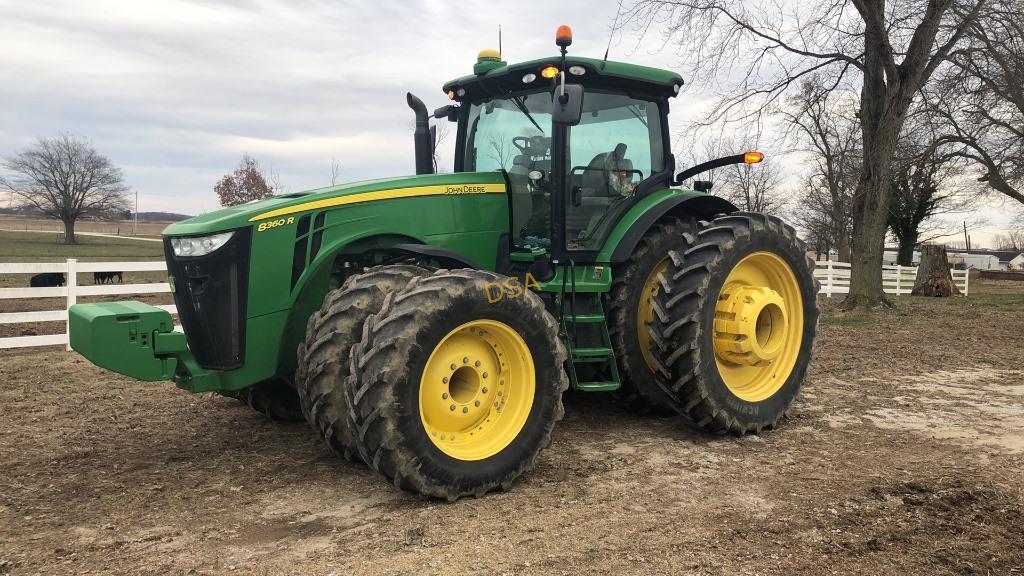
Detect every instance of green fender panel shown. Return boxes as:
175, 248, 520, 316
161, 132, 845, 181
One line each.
596, 189, 737, 263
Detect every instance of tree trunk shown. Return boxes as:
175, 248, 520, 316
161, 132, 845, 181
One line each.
62, 218, 77, 245
837, 234, 851, 263
911, 244, 961, 297
896, 237, 916, 266
844, 168, 894, 309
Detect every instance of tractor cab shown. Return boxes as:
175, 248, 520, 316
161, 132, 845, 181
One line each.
436, 27, 682, 263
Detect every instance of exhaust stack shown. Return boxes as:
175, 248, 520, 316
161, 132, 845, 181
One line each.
407, 92, 434, 175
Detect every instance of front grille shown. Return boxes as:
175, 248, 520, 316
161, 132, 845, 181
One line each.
164, 228, 251, 370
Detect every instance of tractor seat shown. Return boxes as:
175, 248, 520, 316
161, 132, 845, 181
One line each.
580, 143, 632, 198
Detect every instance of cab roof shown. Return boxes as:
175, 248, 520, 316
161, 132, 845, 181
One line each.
442, 55, 684, 102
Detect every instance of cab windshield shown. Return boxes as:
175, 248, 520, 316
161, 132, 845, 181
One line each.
462, 90, 664, 252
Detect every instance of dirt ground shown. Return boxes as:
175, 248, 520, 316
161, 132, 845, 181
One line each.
1, 282, 1023, 575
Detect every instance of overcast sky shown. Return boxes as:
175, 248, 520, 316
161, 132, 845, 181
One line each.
0, 0, 1016, 244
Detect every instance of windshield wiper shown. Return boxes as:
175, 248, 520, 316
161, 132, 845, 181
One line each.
626, 104, 648, 127
508, 93, 545, 135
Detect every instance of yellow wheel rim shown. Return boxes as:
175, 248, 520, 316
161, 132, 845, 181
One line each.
419, 320, 535, 461
713, 252, 803, 402
637, 258, 669, 373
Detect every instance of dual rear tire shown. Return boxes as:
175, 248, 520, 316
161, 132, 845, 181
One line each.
647, 212, 819, 433
296, 267, 567, 500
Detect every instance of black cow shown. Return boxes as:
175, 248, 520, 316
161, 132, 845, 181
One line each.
93, 271, 123, 284
30, 273, 65, 287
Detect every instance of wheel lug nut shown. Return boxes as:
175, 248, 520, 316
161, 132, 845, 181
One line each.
442, 392, 449, 399
443, 377, 449, 384
462, 407, 469, 413
474, 400, 480, 407
450, 363, 457, 370
475, 360, 481, 367
463, 357, 469, 364
482, 372, 488, 379
450, 404, 456, 411
482, 387, 488, 394
498, 391, 503, 396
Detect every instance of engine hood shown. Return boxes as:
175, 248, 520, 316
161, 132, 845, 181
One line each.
162, 172, 506, 237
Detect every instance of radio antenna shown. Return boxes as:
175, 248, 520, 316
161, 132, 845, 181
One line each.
498, 24, 502, 57
603, 1, 624, 66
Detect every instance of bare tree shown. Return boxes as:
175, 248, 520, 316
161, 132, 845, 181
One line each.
782, 77, 862, 261
993, 230, 1024, 251
626, 0, 986, 308
487, 133, 515, 171
0, 133, 130, 244
214, 154, 280, 207
432, 122, 451, 173
928, 0, 1024, 203
722, 154, 786, 213
330, 157, 342, 186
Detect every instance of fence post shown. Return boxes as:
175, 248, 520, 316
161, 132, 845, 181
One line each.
826, 260, 833, 297
895, 265, 901, 295
66, 258, 76, 351
964, 269, 970, 296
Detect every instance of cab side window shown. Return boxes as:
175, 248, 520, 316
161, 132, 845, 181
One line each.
564, 93, 664, 252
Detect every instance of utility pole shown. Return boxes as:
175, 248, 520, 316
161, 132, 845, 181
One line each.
133, 190, 138, 236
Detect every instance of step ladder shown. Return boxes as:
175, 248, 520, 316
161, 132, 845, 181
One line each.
556, 292, 621, 392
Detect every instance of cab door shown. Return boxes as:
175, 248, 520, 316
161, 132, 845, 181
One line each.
553, 92, 671, 262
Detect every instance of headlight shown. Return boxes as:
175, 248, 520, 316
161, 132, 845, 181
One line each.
170, 232, 235, 257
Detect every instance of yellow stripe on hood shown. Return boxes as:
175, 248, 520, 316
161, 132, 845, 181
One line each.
248, 183, 506, 222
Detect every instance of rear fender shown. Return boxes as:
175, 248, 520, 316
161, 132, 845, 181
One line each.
597, 190, 738, 263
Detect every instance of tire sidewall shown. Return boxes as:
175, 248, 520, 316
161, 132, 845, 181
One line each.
697, 223, 817, 423
387, 287, 563, 491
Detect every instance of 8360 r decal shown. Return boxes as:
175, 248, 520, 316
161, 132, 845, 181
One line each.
257, 217, 294, 232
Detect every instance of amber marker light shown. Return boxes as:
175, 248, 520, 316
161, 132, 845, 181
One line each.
744, 151, 764, 164
540, 65, 559, 79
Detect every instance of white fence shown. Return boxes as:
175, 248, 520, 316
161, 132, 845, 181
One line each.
814, 260, 969, 297
1, 258, 972, 350
0, 259, 173, 350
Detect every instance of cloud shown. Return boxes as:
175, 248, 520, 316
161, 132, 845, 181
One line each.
3, 0, 677, 214
2, 0, 1008, 246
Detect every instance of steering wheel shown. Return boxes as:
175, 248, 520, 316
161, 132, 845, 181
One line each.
512, 136, 531, 153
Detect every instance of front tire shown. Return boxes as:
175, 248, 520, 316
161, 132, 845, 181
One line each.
347, 269, 568, 500
228, 379, 304, 422
296, 264, 427, 461
649, 212, 819, 434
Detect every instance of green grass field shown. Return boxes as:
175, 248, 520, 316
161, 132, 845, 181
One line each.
0, 231, 163, 262
0, 231, 167, 290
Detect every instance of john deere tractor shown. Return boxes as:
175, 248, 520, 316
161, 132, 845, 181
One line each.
70, 26, 818, 500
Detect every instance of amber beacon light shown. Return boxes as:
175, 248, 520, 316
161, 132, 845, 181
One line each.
556, 25, 573, 47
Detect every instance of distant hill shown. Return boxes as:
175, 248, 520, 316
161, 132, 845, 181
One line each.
135, 212, 191, 222
0, 207, 191, 222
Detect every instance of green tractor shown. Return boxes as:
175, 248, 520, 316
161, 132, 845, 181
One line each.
69, 26, 818, 500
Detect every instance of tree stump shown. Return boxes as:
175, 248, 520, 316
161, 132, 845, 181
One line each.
911, 244, 961, 297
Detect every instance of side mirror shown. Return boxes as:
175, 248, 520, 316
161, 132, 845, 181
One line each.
552, 84, 584, 126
